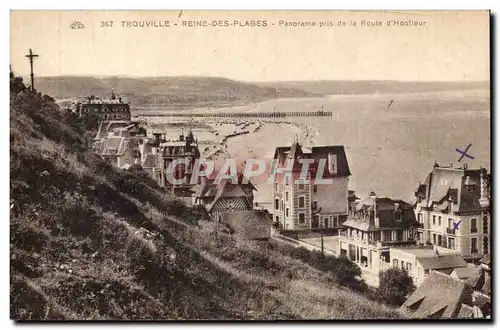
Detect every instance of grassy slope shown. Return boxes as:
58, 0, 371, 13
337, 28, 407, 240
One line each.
10, 74, 401, 320
33, 76, 320, 109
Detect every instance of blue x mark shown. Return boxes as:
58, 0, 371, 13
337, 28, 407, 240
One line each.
456, 144, 474, 162
453, 221, 461, 230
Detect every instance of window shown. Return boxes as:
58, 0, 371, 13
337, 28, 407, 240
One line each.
299, 213, 305, 224
438, 216, 441, 226
433, 234, 437, 244
471, 238, 478, 253
407, 262, 412, 273
400, 260, 404, 269
286, 208, 289, 217
285, 175, 290, 186
324, 218, 329, 228
286, 192, 289, 202
394, 210, 402, 221
298, 196, 305, 208
483, 216, 488, 234
313, 185, 317, 193
393, 259, 398, 268
274, 182, 278, 191
433, 215, 436, 225
298, 182, 304, 189
275, 199, 279, 210
396, 230, 403, 241
448, 238, 455, 250
484, 237, 489, 254
383, 230, 391, 242
418, 213, 423, 223
471, 218, 477, 233
448, 218, 453, 228
312, 201, 318, 210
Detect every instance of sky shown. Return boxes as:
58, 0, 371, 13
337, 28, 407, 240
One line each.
10, 10, 490, 82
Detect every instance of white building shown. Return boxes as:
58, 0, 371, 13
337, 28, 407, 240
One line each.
271, 141, 351, 231
414, 164, 491, 261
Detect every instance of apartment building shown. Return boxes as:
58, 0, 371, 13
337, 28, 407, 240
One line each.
414, 164, 491, 261
272, 141, 351, 231
338, 193, 418, 285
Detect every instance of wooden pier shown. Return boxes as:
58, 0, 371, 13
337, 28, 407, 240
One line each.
134, 110, 333, 119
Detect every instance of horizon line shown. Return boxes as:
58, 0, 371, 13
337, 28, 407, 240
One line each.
17, 74, 490, 84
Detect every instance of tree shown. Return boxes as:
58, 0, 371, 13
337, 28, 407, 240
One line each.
377, 268, 416, 307
329, 256, 362, 286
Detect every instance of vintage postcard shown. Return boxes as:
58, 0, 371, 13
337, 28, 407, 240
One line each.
10, 10, 491, 320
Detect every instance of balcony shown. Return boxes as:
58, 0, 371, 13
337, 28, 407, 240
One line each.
446, 228, 456, 235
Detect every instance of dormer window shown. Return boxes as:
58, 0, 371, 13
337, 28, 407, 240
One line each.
395, 211, 402, 221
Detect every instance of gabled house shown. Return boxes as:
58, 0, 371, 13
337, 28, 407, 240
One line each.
272, 141, 351, 231
157, 131, 200, 189
193, 177, 256, 222
338, 192, 418, 284
400, 272, 476, 319
414, 164, 491, 261
94, 134, 142, 168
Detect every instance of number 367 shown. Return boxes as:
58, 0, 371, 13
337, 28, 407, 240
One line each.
101, 21, 113, 27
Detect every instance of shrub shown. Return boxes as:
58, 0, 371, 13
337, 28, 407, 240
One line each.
377, 268, 416, 307
60, 200, 100, 237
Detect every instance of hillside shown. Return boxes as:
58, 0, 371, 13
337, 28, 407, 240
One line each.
257, 80, 490, 95
32, 76, 321, 110
10, 73, 402, 320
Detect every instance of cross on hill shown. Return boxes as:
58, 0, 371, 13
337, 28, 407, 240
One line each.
25, 48, 39, 92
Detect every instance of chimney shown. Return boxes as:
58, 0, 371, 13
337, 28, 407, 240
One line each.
479, 167, 490, 207
328, 152, 337, 175
152, 133, 161, 146
369, 192, 379, 227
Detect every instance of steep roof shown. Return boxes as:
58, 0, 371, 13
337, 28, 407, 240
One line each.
221, 211, 272, 240
416, 166, 490, 213
193, 178, 255, 213
456, 304, 474, 319
97, 136, 141, 157
417, 254, 467, 271
452, 266, 481, 280
141, 154, 158, 169
343, 196, 415, 230
479, 254, 490, 266
401, 272, 472, 319
481, 272, 491, 295
273, 144, 351, 177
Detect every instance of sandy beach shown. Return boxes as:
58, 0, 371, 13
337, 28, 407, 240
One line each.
138, 89, 490, 208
